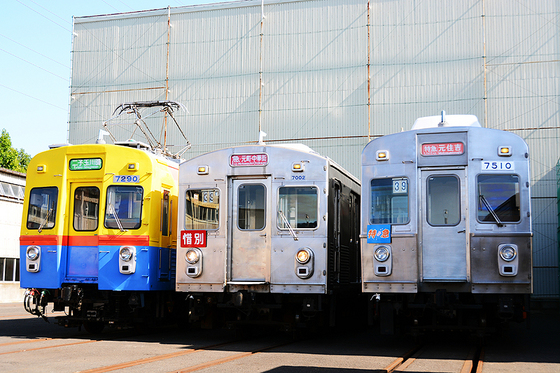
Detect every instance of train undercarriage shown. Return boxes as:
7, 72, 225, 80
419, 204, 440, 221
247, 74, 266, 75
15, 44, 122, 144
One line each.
187, 290, 363, 332
369, 291, 529, 336
23, 285, 181, 333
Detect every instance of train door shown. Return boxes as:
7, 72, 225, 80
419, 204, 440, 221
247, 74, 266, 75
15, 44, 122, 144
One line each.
229, 178, 271, 283
420, 169, 468, 282
66, 182, 101, 282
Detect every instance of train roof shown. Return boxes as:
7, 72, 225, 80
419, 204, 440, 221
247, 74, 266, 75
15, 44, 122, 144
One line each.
411, 114, 481, 130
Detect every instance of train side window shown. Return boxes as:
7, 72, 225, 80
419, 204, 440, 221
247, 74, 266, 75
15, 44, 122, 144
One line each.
162, 191, 170, 236
427, 175, 460, 226
477, 174, 520, 223
105, 186, 143, 230
370, 178, 409, 224
278, 186, 318, 229
185, 189, 220, 230
73, 187, 100, 231
238, 184, 265, 231
26, 187, 58, 230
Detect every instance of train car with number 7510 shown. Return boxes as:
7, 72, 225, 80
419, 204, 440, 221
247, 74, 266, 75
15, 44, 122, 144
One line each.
361, 113, 532, 334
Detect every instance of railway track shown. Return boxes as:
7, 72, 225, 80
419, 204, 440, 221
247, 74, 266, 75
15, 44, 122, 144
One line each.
382, 341, 484, 373
80, 337, 293, 373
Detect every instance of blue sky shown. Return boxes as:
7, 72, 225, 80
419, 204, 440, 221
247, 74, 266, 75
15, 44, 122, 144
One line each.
1, 0, 227, 157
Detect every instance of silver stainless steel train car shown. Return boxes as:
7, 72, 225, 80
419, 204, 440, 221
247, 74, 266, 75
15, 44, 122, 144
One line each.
176, 142, 361, 328
361, 114, 532, 334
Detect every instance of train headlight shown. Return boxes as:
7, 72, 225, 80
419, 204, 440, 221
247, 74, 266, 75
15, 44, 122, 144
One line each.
296, 248, 311, 264
186, 249, 200, 264
26, 246, 41, 272
185, 248, 203, 277
118, 246, 136, 274
374, 246, 390, 262
295, 248, 314, 279
499, 245, 517, 262
119, 246, 134, 262
26, 246, 40, 261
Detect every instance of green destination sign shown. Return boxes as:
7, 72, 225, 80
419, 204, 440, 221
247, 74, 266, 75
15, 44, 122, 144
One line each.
69, 158, 103, 171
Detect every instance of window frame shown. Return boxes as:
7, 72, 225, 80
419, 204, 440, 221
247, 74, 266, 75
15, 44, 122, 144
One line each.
184, 188, 220, 231
426, 174, 461, 227
104, 185, 144, 230
476, 173, 521, 224
73, 186, 101, 232
277, 185, 320, 231
237, 183, 266, 231
26, 187, 59, 230
369, 177, 410, 225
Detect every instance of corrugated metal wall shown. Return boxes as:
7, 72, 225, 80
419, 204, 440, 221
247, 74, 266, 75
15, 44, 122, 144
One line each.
70, 0, 559, 298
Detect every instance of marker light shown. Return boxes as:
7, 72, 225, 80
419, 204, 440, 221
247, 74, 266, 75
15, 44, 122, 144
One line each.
292, 163, 304, 172
499, 245, 517, 262
186, 249, 200, 264
376, 150, 389, 161
119, 246, 134, 261
374, 246, 390, 262
197, 165, 209, 175
296, 248, 311, 264
498, 146, 512, 156
26, 246, 40, 261
37, 165, 46, 173
127, 163, 138, 171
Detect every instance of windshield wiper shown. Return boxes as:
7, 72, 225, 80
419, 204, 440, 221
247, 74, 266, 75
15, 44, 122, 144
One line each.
278, 210, 298, 241
479, 195, 504, 227
37, 207, 51, 233
108, 203, 127, 232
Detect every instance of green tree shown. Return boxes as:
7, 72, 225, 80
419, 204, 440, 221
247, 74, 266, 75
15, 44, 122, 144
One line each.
0, 129, 31, 173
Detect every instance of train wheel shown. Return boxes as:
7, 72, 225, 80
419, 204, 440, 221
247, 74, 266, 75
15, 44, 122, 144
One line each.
83, 321, 105, 334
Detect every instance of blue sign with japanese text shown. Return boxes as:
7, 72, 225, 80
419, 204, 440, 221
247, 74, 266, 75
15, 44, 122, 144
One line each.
367, 224, 391, 244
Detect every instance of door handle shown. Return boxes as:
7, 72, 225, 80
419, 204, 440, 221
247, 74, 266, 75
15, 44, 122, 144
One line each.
457, 229, 466, 234
260, 233, 267, 237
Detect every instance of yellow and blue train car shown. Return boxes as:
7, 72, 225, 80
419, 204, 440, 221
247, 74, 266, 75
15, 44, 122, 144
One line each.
20, 141, 179, 331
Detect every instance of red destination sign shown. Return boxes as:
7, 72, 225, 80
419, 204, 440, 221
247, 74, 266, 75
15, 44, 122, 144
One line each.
230, 153, 268, 167
421, 142, 464, 156
180, 230, 207, 248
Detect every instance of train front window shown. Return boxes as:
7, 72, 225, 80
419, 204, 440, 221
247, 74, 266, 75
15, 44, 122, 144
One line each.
238, 184, 265, 230
370, 178, 409, 224
26, 187, 58, 230
73, 187, 100, 231
185, 189, 220, 230
477, 174, 520, 223
278, 187, 318, 229
105, 186, 143, 230
427, 175, 460, 226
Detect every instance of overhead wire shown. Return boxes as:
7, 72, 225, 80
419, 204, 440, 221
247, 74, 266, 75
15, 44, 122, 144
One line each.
14, 0, 72, 33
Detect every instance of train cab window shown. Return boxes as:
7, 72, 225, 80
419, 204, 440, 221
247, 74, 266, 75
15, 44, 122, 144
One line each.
370, 178, 409, 224
278, 186, 318, 229
477, 174, 520, 223
238, 184, 265, 230
105, 186, 143, 230
26, 187, 58, 230
73, 187, 100, 231
427, 176, 460, 226
185, 189, 220, 230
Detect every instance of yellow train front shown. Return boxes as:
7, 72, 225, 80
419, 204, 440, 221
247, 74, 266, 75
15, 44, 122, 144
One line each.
361, 114, 532, 334
20, 142, 179, 332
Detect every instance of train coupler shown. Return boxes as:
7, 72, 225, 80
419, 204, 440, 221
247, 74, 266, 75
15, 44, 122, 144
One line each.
23, 289, 49, 322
